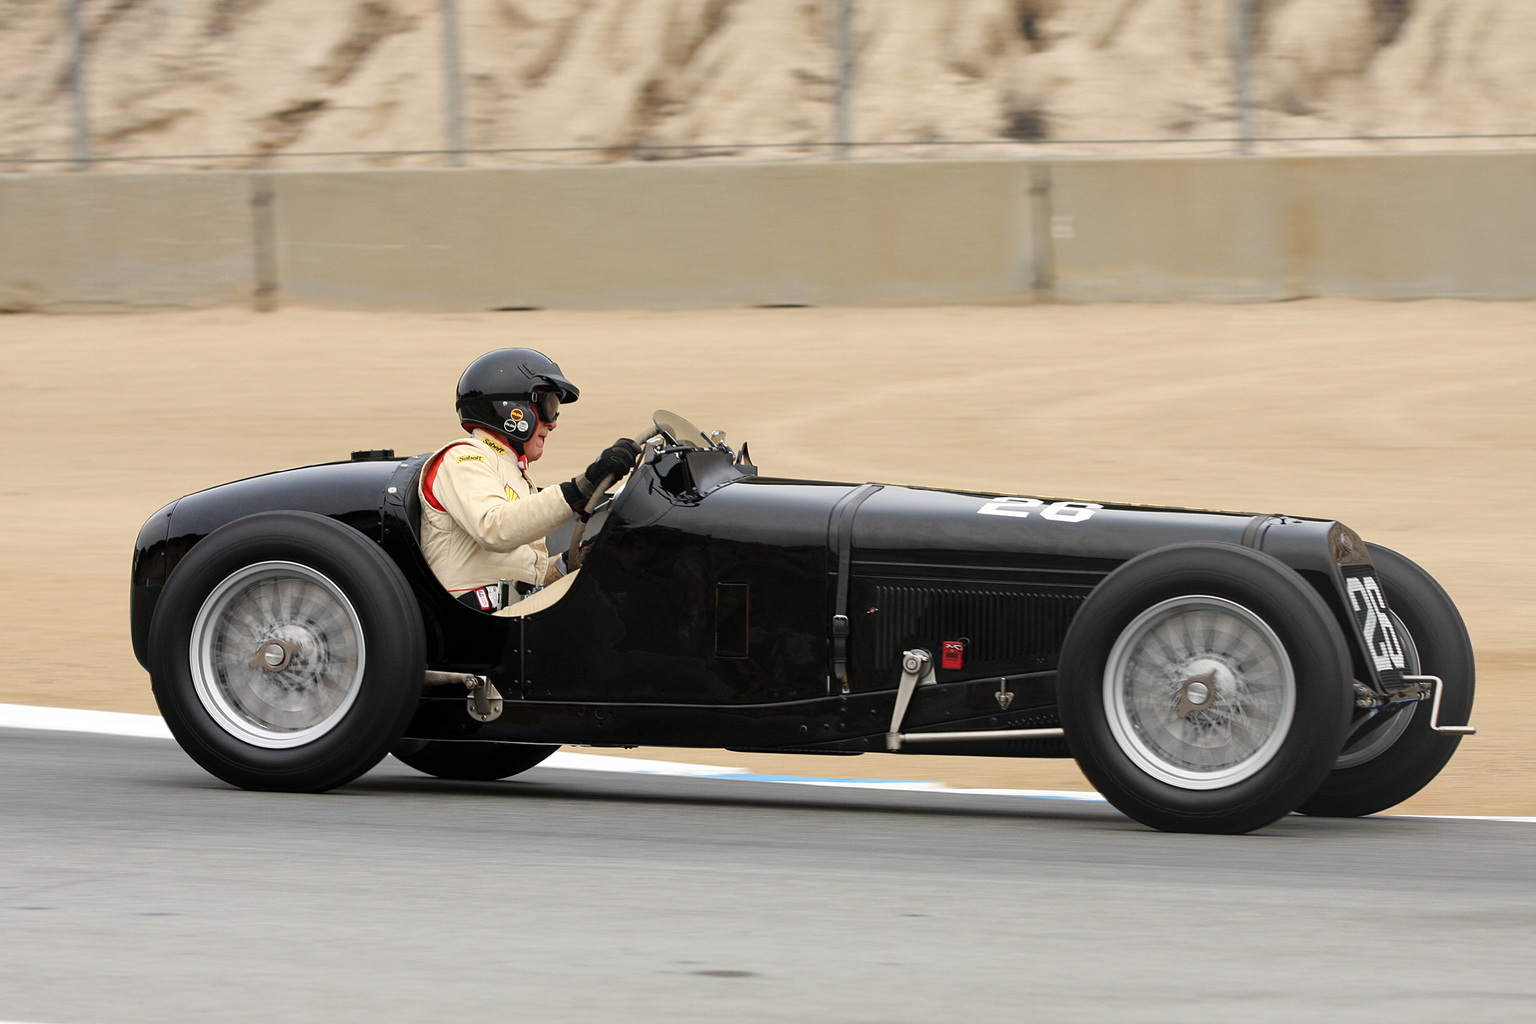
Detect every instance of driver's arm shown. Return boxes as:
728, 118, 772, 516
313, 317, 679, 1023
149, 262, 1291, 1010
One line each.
433, 453, 573, 554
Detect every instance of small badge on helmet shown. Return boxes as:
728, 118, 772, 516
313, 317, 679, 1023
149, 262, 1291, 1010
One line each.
505, 417, 530, 434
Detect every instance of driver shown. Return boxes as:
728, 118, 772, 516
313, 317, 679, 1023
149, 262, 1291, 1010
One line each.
419, 348, 641, 613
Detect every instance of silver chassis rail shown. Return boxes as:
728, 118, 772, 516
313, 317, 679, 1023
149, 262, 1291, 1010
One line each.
421, 664, 1471, 747
898, 727, 1067, 746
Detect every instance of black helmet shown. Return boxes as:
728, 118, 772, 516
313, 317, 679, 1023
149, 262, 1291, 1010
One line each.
455, 348, 579, 450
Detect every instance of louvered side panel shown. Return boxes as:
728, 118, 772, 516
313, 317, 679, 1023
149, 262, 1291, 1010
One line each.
870, 584, 1087, 673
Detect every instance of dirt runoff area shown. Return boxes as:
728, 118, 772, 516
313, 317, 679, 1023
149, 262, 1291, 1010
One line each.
1, 300, 1531, 815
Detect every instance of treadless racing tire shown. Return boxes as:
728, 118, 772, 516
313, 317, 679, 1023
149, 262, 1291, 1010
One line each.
149, 511, 425, 792
392, 740, 559, 781
1058, 543, 1354, 834
1296, 545, 1475, 818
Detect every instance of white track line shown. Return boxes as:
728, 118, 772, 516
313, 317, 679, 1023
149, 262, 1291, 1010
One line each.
4, 703, 1530, 818
0, 703, 1104, 800
0, 703, 172, 739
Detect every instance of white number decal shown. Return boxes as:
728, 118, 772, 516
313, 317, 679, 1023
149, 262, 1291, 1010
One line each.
1347, 576, 1407, 673
977, 498, 1102, 523
977, 497, 1042, 518
1040, 501, 1103, 523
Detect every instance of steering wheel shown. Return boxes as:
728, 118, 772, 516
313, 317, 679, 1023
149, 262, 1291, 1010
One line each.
566, 423, 660, 571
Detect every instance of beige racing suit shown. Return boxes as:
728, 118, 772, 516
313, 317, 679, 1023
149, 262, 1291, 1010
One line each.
418, 428, 574, 612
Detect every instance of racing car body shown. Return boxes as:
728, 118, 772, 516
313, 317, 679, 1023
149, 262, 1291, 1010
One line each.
132, 412, 1475, 833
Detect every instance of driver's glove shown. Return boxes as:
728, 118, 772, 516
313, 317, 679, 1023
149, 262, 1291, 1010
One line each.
560, 438, 642, 515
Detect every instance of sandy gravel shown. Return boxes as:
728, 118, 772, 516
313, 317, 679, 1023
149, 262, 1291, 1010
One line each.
1, 300, 1531, 814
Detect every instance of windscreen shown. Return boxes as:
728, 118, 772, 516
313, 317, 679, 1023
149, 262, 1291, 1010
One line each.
651, 409, 711, 448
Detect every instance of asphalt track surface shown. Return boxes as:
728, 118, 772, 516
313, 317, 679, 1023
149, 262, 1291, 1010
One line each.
2, 727, 1534, 1024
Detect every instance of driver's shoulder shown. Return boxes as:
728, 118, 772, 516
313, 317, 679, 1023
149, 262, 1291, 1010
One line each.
420, 437, 497, 509
423, 438, 487, 474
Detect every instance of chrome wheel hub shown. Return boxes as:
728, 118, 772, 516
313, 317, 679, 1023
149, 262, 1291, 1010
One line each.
1176, 668, 1219, 718
250, 636, 299, 672
1104, 595, 1296, 790
189, 561, 366, 749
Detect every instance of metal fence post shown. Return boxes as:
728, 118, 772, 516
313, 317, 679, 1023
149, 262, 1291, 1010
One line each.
833, 0, 854, 158
67, 0, 92, 170
440, 0, 466, 166
1229, 0, 1254, 154
250, 175, 278, 312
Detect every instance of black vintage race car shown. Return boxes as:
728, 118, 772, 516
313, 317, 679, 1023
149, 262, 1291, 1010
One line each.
131, 411, 1475, 834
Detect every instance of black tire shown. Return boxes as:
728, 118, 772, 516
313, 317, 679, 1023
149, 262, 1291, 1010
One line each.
1058, 543, 1354, 834
392, 740, 558, 781
149, 511, 425, 792
1296, 545, 1475, 817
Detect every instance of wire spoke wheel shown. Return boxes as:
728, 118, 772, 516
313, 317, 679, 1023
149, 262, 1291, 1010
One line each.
190, 561, 366, 748
150, 511, 424, 792
1058, 543, 1353, 834
1105, 595, 1296, 789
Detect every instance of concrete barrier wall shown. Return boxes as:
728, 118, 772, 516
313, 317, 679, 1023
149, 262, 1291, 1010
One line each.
1047, 154, 1536, 302
2, 153, 1533, 311
0, 173, 254, 311
270, 161, 1036, 310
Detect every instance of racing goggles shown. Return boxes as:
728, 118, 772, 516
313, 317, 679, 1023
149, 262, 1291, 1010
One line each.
530, 390, 561, 423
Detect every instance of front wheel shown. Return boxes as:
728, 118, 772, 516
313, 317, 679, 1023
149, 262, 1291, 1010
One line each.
392, 740, 558, 781
1058, 543, 1354, 834
149, 511, 425, 792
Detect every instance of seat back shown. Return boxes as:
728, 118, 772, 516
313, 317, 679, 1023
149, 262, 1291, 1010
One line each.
386, 453, 430, 546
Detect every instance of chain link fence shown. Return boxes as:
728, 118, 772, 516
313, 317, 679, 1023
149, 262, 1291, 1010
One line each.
2, 0, 1533, 172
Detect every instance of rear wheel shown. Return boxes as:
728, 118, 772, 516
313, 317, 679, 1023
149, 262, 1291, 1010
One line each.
392, 740, 558, 781
149, 512, 424, 792
1297, 545, 1474, 817
1058, 543, 1354, 834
